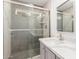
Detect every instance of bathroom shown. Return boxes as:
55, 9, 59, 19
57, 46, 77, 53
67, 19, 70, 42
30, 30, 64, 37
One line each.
3, 0, 76, 59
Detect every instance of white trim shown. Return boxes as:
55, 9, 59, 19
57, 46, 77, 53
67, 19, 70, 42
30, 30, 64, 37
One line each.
4, 0, 49, 11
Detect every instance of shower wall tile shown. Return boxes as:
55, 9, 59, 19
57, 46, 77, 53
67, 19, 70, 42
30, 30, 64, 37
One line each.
11, 31, 42, 55
11, 31, 34, 54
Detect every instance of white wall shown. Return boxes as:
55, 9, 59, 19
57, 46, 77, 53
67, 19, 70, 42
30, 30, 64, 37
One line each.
4, 0, 11, 59
61, 32, 76, 43
44, 0, 57, 37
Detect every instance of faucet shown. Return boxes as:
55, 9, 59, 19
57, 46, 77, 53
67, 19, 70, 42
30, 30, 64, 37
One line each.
59, 33, 63, 41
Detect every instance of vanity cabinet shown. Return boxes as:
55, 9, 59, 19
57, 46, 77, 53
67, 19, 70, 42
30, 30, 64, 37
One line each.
40, 43, 45, 59
56, 56, 60, 59
45, 47, 55, 59
40, 43, 55, 59
40, 43, 60, 59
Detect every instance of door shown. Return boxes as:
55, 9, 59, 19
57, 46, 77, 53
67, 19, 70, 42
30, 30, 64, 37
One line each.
40, 43, 46, 59
45, 48, 55, 59
56, 56, 60, 59
8, 2, 50, 59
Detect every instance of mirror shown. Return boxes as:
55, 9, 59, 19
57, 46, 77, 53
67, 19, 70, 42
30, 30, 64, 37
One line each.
57, 0, 74, 32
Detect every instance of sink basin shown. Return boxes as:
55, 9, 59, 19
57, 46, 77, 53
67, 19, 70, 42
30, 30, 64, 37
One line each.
54, 45, 75, 50
52, 41, 76, 50
47, 40, 76, 50
40, 38, 76, 50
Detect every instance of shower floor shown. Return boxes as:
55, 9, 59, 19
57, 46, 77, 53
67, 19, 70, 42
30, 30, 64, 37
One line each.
9, 50, 40, 59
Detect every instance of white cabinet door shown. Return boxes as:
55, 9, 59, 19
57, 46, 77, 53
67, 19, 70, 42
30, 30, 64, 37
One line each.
56, 56, 60, 59
40, 43, 45, 59
45, 48, 55, 59
40, 43, 57, 59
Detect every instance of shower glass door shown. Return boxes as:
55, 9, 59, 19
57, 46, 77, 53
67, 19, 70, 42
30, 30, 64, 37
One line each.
4, 1, 50, 59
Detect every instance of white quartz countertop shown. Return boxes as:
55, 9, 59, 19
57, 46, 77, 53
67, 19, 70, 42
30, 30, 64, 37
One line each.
39, 37, 76, 59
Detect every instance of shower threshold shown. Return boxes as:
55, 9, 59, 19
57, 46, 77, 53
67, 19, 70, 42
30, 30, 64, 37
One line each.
27, 55, 40, 59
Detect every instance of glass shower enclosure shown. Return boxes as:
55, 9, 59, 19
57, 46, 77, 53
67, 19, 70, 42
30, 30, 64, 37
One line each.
4, 1, 50, 59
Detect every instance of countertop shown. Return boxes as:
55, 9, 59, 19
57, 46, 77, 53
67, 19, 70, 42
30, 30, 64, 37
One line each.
39, 37, 76, 59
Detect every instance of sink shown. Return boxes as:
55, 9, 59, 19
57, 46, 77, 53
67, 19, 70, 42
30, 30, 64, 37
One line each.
54, 45, 75, 50
53, 41, 76, 50
40, 38, 76, 50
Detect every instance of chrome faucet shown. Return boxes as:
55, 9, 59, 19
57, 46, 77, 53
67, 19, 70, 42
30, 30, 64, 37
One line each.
59, 33, 63, 40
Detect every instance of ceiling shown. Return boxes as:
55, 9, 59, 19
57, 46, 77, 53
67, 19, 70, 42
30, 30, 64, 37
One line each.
12, 0, 48, 6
